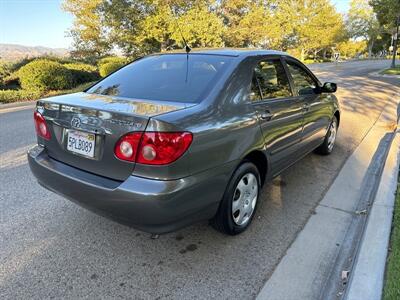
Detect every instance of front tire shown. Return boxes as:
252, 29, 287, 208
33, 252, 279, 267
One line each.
315, 116, 338, 155
211, 162, 260, 235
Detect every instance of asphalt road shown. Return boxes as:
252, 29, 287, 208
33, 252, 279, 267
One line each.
0, 60, 399, 299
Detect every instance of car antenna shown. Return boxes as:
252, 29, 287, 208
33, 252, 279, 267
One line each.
170, 7, 191, 53
170, 6, 191, 82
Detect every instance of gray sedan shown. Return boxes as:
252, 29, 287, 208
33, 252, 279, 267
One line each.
28, 49, 340, 235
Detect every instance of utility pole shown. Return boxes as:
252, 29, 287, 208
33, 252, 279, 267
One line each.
391, 15, 400, 68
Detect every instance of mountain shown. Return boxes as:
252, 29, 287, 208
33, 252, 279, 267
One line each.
0, 43, 69, 61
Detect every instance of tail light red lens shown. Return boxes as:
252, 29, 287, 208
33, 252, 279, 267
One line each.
114, 132, 142, 162
137, 132, 193, 165
114, 132, 193, 165
34, 111, 51, 140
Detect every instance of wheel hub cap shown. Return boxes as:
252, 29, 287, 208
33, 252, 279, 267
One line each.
232, 173, 258, 226
328, 121, 337, 151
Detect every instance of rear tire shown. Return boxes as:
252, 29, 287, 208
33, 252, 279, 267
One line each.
315, 116, 338, 155
211, 162, 260, 235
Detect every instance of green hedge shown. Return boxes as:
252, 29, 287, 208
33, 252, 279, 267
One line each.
64, 63, 100, 84
18, 59, 74, 91
0, 61, 11, 83
99, 61, 126, 77
0, 89, 42, 103
0, 81, 96, 104
98, 56, 127, 67
98, 57, 127, 77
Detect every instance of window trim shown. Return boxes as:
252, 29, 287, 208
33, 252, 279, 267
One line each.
250, 55, 294, 103
251, 75, 263, 102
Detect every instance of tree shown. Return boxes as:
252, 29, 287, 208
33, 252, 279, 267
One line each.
101, 0, 148, 56
336, 40, 367, 58
63, 0, 224, 57
370, 0, 400, 28
62, 0, 110, 57
63, 0, 346, 61
347, 0, 381, 57
134, 4, 176, 53
222, 0, 283, 49
277, 0, 344, 61
135, 1, 224, 52
370, 0, 400, 67
219, 0, 254, 47
174, 4, 225, 48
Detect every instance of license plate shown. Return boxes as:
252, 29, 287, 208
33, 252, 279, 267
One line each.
67, 130, 95, 158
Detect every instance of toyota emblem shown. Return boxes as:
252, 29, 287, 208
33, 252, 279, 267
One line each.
71, 116, 81, 128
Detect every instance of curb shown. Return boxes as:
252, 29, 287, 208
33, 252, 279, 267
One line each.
369, 68, 400, 78
0, 100, 36, 114
345, 123, 400, 300
257, 99, 399, 300
0, 100, 36, 109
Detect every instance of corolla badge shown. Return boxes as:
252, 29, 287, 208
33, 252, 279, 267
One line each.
71, 116, 82, 128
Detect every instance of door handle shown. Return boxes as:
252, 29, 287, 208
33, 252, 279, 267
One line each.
260, 110, 273, 120
303, 103, 311, 111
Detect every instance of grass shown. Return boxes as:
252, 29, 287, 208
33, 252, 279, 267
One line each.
380, 65, 400, 75
383, 172, 400, 300
0, 81, 96, 104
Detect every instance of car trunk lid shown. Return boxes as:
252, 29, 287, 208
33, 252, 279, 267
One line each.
36, 92, 190, 181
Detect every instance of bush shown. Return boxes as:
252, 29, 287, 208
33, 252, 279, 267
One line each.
0, 61, 12, 88
18, 59, 74, 91
303, 59, 316, 64
0, 89, 42, 103
45, 81, 96, 97
98, 56, 127, 67
99, 61, 126, 77
9, 57, 37, 72
64, 63, 99, 84
98, 56, 127, 77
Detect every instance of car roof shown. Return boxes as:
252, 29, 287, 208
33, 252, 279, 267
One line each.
150, 48, 290, 58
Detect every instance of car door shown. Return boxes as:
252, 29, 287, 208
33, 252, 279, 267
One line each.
250, 57, 305, 175
284, 58, 332, 149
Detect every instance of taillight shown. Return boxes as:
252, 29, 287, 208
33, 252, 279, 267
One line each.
34, 111, 51, 140
114, 132, 193, 165
114, 132, 142, 162
137, 132, 193, 165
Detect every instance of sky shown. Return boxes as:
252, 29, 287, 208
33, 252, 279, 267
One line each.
332, 0, 351, 13
0, 0, 73, 48
0, 0, 350, 49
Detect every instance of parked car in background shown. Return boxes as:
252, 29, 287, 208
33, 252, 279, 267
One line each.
28, 49, 340, 235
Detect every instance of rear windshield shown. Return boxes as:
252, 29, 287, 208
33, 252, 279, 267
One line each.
86, 54, 234, 103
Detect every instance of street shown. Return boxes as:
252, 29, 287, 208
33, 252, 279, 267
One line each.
0, 60, 399, 299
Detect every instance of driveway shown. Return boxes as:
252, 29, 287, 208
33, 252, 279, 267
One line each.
0, 60, 399, 299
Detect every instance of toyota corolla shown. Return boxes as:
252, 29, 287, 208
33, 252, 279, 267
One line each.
28, 49, 339, 235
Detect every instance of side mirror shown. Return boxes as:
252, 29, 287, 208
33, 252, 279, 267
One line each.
299, 86, 316, 95
320, 82, 337, 93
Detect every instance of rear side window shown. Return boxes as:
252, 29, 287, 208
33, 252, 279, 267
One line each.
86, 54, 233, 103
252, 59, 292, 101
285, 61, 318, 95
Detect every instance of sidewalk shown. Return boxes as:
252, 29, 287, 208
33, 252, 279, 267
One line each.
257, 98, 399, 300
345, 121, 399, 299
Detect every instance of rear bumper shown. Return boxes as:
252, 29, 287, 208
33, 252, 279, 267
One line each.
28, 145, 235, 233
